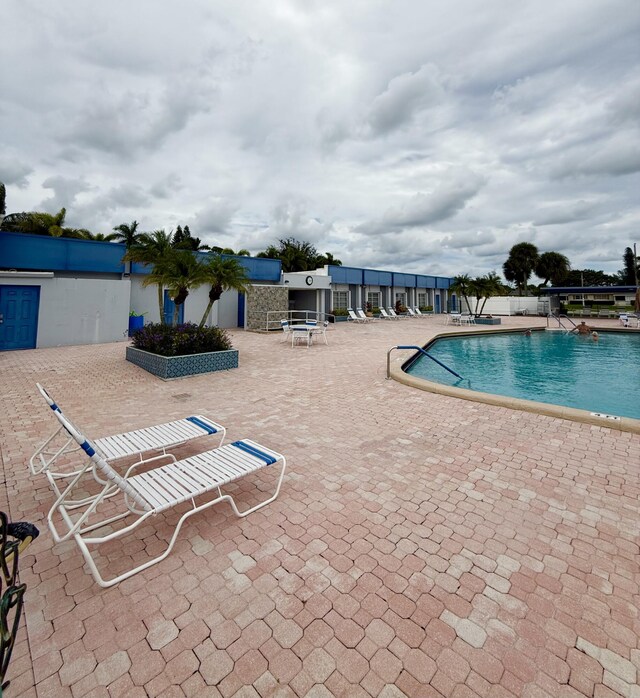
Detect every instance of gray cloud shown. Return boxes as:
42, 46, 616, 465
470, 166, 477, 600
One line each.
0, 159, 33, 188
356, 171, 485, 235
2, 0, 639, 277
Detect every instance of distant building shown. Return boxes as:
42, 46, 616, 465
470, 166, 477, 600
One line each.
0, 232, 452, 349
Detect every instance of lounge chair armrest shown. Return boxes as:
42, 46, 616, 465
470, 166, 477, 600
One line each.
123, 452, 178, 479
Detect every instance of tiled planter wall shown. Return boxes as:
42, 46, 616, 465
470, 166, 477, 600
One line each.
126, 346, 239, 380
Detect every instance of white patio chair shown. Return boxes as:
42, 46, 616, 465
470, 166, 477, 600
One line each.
387, 308, 406, 320
47, 410, 286, 587
347, 309, 365, 323
356, 308, 374, 322
310, 320, 329, 345
280, 319, 292, 342
379, 308, 394, 320
406, 308, 420, 319
31, 384, 225, 499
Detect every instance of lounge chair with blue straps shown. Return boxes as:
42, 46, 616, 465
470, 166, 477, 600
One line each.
47, 409, 286, 587
30, 384, 225, 498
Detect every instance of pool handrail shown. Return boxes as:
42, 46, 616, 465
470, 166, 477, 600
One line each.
387, 345, 463, 380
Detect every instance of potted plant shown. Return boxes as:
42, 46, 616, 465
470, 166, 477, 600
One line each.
126, 322, 238, 379
128, 311, 146, 336
329, 309, 349, 323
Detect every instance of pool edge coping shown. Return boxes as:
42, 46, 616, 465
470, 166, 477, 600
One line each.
389, 327, 640, 435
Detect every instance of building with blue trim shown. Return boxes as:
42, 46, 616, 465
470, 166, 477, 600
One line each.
0, 231, 452, 350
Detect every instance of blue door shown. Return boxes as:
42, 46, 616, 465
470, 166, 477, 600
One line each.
435, 293, 441, 313
0, 285, 40, 350
450, 293, 457, 312
163, 291, 184, 325
237, 292, 245, 328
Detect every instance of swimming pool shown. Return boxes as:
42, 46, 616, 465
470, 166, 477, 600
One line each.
405, 330, 640, 421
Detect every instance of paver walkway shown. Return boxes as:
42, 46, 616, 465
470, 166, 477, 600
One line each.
0, 317, 638, 697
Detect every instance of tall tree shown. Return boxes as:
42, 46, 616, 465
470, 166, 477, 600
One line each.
535, 251, 570, 286
172, 225, 209, 251
0, 182, 6, 218
198, 255, 250, 328
112, 220, 140, 248
565, 269, 620, 287
124, 230, 175, 324
619, 247, 639, 285
503, 243, 539, 295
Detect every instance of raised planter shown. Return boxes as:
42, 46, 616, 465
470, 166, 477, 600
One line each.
475, 317, 501, 325
126, 346, 239, 380
330, 316, 349, 323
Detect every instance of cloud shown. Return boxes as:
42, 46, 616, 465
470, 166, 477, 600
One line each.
356, 171, 485, 235
0, 159, 33, 188
1, 0, 638, 276
366, 64, 446, 136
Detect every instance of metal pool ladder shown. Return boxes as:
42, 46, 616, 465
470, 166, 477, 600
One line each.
387, 345, 464, 380
547, 313, 578, 333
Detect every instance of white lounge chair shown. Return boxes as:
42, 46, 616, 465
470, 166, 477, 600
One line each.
347, 309, 366, 323
47, 409, 286, 587
379, 308, 394, 320
387, 308, 406, 320
356, 308, 374, 322
406, 308, 419, 319
31, 384, 225, 498
414, 307, 433, 317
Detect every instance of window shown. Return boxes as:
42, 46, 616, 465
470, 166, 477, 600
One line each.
395, 292, 406, 307
367, 291, 380, 310
615, 295, 626, 301
417, 292, 427, 308
332, 291, 349, 310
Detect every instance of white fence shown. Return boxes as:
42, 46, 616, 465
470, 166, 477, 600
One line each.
458, 296, 549, 316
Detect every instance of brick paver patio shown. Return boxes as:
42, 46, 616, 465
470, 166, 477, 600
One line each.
0, 317, 638, 697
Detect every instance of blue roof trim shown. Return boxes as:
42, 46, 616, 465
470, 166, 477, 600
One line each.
0, 232, 281, 281
0, 231, 126, 273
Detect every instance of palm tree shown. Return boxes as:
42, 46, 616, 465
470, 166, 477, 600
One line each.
1, 207, 87, 238
503, 243, 539, 295
476, 272, 506, 316
220, 247, 250, 256
125, 230, 175, 323
535, 252, 570, 286
450, 274, 473, 314
80, 231, 119, 241
148, 249, 208, 325
112, 220, 140, 248
198, 255, 250, 328
315, 251, 343, 267
257, 238, 319, 272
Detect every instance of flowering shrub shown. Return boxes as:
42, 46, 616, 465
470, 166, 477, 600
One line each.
131, 322, 232, 357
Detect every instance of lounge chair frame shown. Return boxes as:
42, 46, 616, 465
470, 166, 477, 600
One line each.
30, 384, 225, 499
47, 410, 286, 588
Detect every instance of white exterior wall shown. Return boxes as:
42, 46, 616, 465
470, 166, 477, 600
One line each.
129, 277, 239, 329
0, 275, 130, 348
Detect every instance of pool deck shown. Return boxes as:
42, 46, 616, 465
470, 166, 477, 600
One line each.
1, 316, 638, 697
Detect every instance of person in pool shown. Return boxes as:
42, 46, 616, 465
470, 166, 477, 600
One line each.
575, 321, 591, 335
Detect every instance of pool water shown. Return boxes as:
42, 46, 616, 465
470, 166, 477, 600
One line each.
406, 331, 640, 420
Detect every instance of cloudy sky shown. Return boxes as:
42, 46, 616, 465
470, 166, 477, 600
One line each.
2, 1, 639, 278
